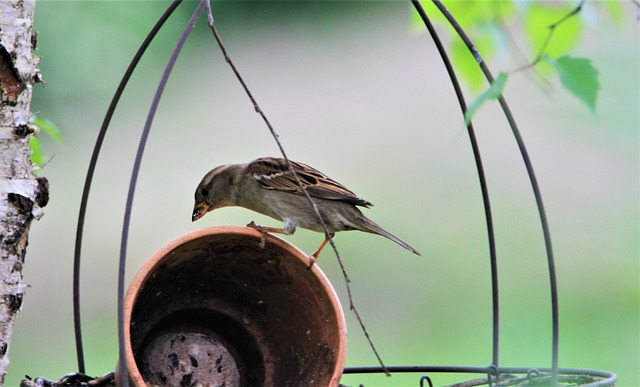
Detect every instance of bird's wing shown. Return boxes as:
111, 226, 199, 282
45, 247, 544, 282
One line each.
246, 157, 372, 207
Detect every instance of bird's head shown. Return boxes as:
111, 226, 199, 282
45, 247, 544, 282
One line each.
192, 164, 239, 222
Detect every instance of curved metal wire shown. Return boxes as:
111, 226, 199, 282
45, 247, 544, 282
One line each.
116, 3, 206, 386
72, 0, 183, 373
430, 0, 560, 381
410, 0, 500, 369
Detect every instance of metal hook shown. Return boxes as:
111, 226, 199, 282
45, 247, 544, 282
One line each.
420, 375, 434, 387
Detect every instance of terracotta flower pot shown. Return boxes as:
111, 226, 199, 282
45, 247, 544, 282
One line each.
119, 226, 347, 387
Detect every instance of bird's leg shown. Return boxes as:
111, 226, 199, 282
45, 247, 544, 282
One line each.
246, 221, 285, 248
308, 233, 335, 269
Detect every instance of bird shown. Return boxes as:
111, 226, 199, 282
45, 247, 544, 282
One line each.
192, 157, 421, 265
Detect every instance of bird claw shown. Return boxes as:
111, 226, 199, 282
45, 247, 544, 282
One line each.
307, 251, 318, 270
247, 221, 267, 249
306, 254, 317, 269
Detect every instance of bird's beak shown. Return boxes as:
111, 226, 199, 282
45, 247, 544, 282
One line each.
192, 202, 210, 222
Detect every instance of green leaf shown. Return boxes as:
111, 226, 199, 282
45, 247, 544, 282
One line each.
464, 72, 509, 125
28, 115, 63, 169
30, 115, 63, 144
545, 55, 599, 113
29, 137, 44, 167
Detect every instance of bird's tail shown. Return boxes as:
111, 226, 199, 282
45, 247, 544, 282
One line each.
359, 216, 421, 256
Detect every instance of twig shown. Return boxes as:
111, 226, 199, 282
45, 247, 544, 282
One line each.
117, 3, 205, 386
72, 0, 183, 374
202, 0, 390, 376
432, 0, 559, 383
496, 5, 552, 89
512, 0, 585, 73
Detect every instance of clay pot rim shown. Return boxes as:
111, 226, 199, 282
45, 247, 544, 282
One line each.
122, 225, 347, 387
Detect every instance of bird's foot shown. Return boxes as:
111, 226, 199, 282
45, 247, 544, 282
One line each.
247, 221, 268, 248
247, 221, 288, 248
246, 220, 260, 230
306, 233, 334, 269
306, 254, 317, 269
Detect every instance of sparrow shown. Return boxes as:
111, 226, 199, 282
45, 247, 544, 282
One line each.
192, 157, 421, 264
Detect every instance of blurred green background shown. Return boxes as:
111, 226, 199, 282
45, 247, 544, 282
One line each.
6, 1, 638, 386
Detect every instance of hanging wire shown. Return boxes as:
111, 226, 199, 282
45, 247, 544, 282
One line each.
72, 0, 183, 374
116, 3, 205, 386
430, 0, 560, 382
410, 0, 500, 370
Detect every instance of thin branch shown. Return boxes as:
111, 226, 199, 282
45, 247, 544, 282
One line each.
203, 0, 390, 376
512, 0, 585, 73
72, 0, 183, 374
116, 3, 205, 386
432, 0, 559, 382
496, 7, 552, 89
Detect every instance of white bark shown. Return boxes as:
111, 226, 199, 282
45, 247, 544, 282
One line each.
0, 1, 42, 383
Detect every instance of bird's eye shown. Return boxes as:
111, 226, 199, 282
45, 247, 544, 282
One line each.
200, 187, 210, 197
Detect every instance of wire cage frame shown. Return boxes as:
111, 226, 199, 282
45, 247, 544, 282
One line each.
57, 1, 620, 386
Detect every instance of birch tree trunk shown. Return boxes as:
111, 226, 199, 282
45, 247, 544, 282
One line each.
0, 1, 43, 383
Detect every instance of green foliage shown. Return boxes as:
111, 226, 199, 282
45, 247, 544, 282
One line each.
411, 0, 619, 118
545, 55, 599, 113
450, 33, 494, 92
464, 72, 509, 125
600, 1, 626, 24
31, 115, 62, 143
29, 115, 62, 168
413, 0, 515, 92
524, 2, 584, 75
28, 137, 44, 167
